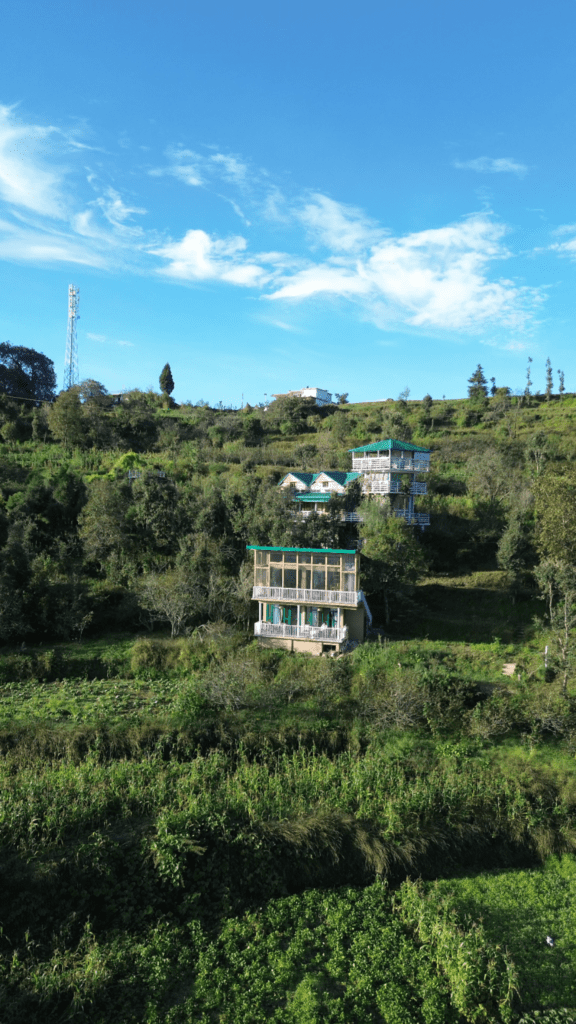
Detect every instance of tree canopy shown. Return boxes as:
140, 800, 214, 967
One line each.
0, 341, 56, 402
159, 363, 174, 396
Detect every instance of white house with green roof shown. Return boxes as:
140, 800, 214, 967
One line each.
277, 439, 430, 527
248, 544, 372, 655
348, 438, 430, 526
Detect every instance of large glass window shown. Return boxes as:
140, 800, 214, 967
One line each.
270, 552, 282, 562
313, 553, 326, 564
255, 568, 268, 586
343, 573, 355, 592
343, 555, 355, 570
312, 568, 326, 590
270, 567, 282, 587
299, 567, 311, 589
327, 569, 340, 591
284, 568, 297, 588
282, 606, 297, 624
256, 550, 268, 566
284, 552, 297, 563
327, 554, 340, 565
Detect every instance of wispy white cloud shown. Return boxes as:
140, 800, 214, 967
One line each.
480, 338, 530, 352
0, 104, 68, 217
152, 228, 271, 286
86, 332, 135, 347
297, 193, 385, 252
454, 156, 528, 176
269, 211, 542, 333
0, 106, 546, 339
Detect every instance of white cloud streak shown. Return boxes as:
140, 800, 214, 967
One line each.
0, 105, 547, 338
454, 156, 528, 176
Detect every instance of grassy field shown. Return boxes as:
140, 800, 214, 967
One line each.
1, 614, 576, 1022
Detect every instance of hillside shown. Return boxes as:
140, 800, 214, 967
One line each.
1, 385, 576, 1022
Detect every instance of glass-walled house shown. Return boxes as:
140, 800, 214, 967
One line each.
248, 545, 372, 655
349, 439, 431, 527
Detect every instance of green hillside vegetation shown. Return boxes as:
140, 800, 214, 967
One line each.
1, 373, 576, 1021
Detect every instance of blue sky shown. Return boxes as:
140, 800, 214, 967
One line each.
2, 0, 576, 405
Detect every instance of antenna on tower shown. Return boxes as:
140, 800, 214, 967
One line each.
64, 284, 80, 389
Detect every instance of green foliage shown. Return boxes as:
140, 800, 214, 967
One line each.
159, 363, 175, 396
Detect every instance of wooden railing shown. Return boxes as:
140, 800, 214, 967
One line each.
352, 456, 430, 473
252, 586, 359, 605
362, 480, 427, 495
255, 622, 348, 642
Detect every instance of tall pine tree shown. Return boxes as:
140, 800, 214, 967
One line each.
545, 357, 553, 401
467, 365, 488, 401
159, 363, 174, 396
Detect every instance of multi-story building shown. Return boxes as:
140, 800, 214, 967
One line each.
248, 544, 372, 655
277, 471, 361, 518
349, 439, 430, 526
271, 386, 333, 407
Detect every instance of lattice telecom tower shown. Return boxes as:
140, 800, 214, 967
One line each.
64, 284, 80, 389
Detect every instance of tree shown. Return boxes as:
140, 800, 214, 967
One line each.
0, 341, 56, 402
422, 394, 433, 412
558, 369, 566, 401
139, 568, 200, 637
335, 393, 349, 404
467, 365, 488, 402
545, 358, 553, 401
524, 356, 533, 399
534, 559, 576, 695
358, 501, 427, 625
534, 474, 576, 564
47, 388, 86, 448
490, 377, 497, 397
159, 363, 174, 396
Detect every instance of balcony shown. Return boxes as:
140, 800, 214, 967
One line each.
392, 510, 430, 526
352, 456, 430, 473
255, 621, 348, 642
295, 509, 363, 522
362, 480, 427, 495
252, 586, 360, 605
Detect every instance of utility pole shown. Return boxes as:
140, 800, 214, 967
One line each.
64, 284, 80, 389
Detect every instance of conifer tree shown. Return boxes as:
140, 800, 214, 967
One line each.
545, 358, 553, 401
558, 369, 565, 401
467, 365, 488, 401
159, 363, 174, 396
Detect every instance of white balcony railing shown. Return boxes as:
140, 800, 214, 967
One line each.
392, 510, 430, 526
352, 456, 430, 473
252, 586, 360, 605
255, 621, 348, 642
362, 480, 427, 495
295, 509, 363, 522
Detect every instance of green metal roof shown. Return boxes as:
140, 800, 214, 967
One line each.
278, 471, 361, 488
348, 438, 431, 454
292, 492, 331, 502
280, 472, 317, 486
247, 545, 357, 554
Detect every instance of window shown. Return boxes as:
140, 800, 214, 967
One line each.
256, 550, 268, 566
284, 568, 297, 588
270, 552, 282, 562
313, 554, 326, 564
299, 567, 311, 589
284, 552, 297, 563
255, 568, 268, 586
282, 606, 297, 624
343, 555, 355, 570
312, 569, 326, 590
343, 573, 355, 592
327, 554, 340, 565
270, 567, 282, 587
327, 569, 340, 591
298, 553, 311, 564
